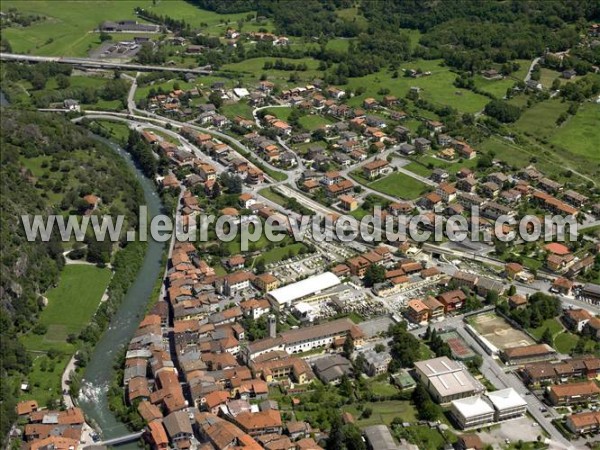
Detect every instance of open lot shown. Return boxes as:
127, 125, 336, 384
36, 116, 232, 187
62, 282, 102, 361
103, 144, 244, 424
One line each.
470, 313, 535, 351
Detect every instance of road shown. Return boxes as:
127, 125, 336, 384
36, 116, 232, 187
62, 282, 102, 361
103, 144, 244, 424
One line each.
0, 52, 212, 74
524, 57, 541, 83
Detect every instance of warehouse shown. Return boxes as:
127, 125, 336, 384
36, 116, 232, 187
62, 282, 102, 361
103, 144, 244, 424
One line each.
267, 272, 341, 309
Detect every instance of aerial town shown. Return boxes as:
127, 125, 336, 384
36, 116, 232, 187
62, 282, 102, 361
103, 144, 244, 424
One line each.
2, 1, 600, 450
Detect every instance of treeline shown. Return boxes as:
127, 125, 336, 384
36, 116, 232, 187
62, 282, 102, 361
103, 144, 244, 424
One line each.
124, 129, 162, 178
187, 0, 256, 14
134, 7, 189, 34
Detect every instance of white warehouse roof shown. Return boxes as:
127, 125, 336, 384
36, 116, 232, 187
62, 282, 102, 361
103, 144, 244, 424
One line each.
268, 272, 341, 306
451, 396, 494, 419
486, 388, 527, 411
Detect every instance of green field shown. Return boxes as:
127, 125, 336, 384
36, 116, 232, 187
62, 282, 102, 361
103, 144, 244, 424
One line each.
0, 1, 143, 56
17, 265, 111, 405
370, 172, 430, 200
514, 98, 570, 138
20, 265, 111, 352
473, 75, 516, 98
298, 114, 333, 131
263, 106, 294, 121
550, 103, 600, 164
344, 59, 489, 114
342, 400, 417, 427
222, 57, 323, 87
528, 318, 564, 341
222, 101, 254, 120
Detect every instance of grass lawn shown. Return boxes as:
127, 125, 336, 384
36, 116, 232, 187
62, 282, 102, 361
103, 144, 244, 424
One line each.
369, 172, 430, 200
550, 103, 600, 164
553, 332, 579, 354
263, 107, 294, 121
222, 57, 323, 87
342, 400, 417, 427
134, 79, 199, 101
368, 380, 400, 397
298, 114, 333, 131
473, 75, 516, 98
528, 318, 564, 340
221, 101, 254, 120
395, 425, 457, 449
96, 121, 131, 143
20, 265, 111, 352
253, 242, 308, 266
325, 38, 353, 52
403, 161, 433, 177
258, 187, 289, 207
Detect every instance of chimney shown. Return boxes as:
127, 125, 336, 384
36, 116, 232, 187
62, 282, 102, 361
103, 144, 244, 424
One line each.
268, 314, 277, 339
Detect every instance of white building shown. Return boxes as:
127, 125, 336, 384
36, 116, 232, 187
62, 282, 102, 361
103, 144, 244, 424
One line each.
450, 396, 495, 429
267, 272, 341, 309
486, 388, 527, 421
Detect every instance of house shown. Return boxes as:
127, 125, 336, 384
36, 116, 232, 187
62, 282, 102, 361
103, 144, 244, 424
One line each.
362, 159, 389, 179
399, 143, 416, 155
456, 434, 484, 450
382, 95, 399, 106
233, 410, 283, 437
360, 349, 392, 376
563, 308, 592, 333
339, 195, 358, 212
437, 290, 467, 313
562, 69, 576, 80
253, 273, 280, 293
420, 192, 443, 210
551, 276, 573, 295
413, 137, 431, 152
566, 411, 600, 435
423, 296, 444, 320
146, 421, 169, 450
508, 294, 528, 309
548, 380, 600, 405
436, 183, 457, 202
363, 98, 378, 109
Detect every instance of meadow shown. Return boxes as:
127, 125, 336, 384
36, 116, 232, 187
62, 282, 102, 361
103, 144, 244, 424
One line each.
344, 59, 490, 114
550, 103, 600, 164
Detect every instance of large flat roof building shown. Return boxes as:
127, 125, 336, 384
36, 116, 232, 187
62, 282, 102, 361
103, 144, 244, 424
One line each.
414, 356, 483, 404
486, 388, 527, 421
450, 396, 495, 429
267, 272, 341, 309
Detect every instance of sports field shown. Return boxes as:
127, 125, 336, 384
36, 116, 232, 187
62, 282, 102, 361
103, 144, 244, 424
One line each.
470, 313, 535, 351
438, 330, 476, 360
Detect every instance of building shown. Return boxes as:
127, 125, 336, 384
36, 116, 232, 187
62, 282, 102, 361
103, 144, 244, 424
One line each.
339, 195, 358, 212
548, 380, 600, 405
163, 410, 194, 443
422, 296, 444, 320
406, 299, 430, 323
362, 159, 389, 179
486, 388, 527, 421
519, 356, 600, 385
450, 396, 495, 429
363, 425, 401, 450
267, 272, 341, 309
253, 273, 280, 293
360, 349, 392, 376
500, 344, 557, 366
243, 318, 363, 362
313, 355, 353, 384
414, 356, 483, 404
456, 434, 484, 450
437, 290, 467, 313
563, 308, 592, 333
566, 411, 600, 435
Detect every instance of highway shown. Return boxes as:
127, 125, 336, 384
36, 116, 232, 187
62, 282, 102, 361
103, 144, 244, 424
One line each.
0, 52, 212, 74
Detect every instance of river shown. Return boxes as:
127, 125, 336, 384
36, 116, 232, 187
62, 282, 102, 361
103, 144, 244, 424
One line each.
77, 135, 166, 446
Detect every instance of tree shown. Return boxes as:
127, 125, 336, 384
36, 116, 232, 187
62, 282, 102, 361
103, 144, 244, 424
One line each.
208, 91, 223, 109
99, 31, 112, 42
363, 264, 385, 287
326, 415, 344, 450
507, 285, 517, 296
541, 327, 553, 346
56, 74, 70, 89
484, 99, 521, 123
374, 343, 385, 353
343, 335, 354, 358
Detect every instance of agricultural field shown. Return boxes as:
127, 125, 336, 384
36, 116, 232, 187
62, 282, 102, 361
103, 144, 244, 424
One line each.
513, 98, 570, 139
298, 114, 334, 131
369, 172, 430, 200
473, 75, 516, 98
221, 57, 323, 87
